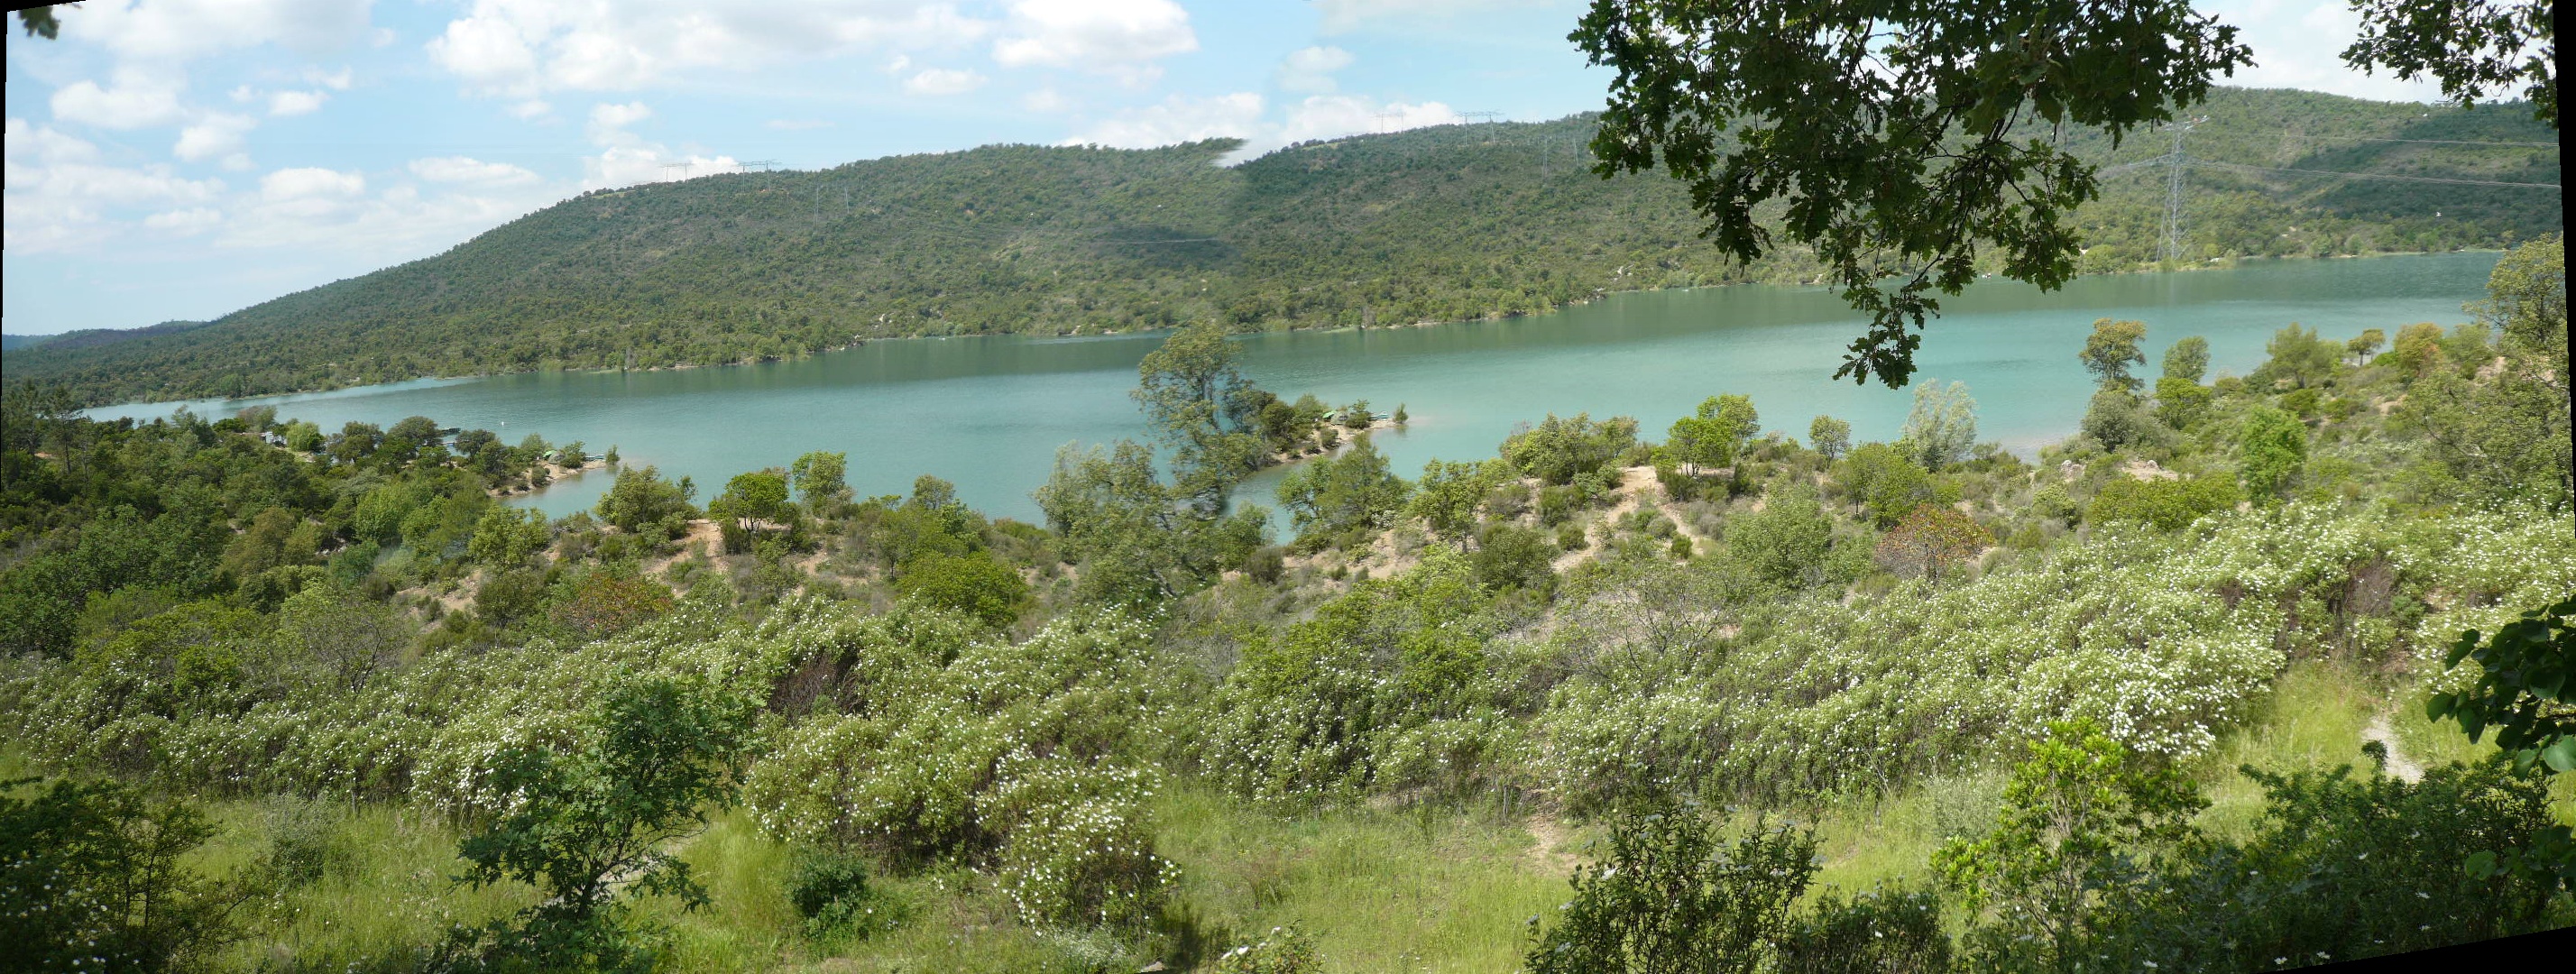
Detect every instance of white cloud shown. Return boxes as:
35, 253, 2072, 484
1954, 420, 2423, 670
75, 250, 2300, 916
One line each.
262, 167, 367, 202
587, 101, 656, 143
993, 0, 1196, 85
144, 207, 225, 235
409, 156, 541, 186
2201, 0, 2443, 101
304, 66, 356, 90
1068, 92, 1264, 149
1275, 46, 1353, 94
507, 99, 554, 120
269, 90, 330, 116
428, 0, 992, 97
5, 118, 227, 252
1066, 92, 1463, 161
1313, 0, 1558, 34
51, 69, 188, 129
56, 0, 374, 61
904, 68, 989, 96
174, 114, 259, 162
1022, 88, 1072, 113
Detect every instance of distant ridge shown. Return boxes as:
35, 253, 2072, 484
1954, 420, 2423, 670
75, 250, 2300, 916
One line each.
3, 88, 2556, 407
6, 320, 213, 354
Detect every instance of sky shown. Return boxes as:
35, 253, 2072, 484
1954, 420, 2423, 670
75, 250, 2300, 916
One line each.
3, 0, 2450, 337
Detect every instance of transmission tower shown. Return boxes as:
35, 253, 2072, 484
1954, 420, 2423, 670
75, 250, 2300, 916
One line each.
2158, 116, 2204, 263
1375, 110, 1403, 133
659, 161, 694, 179
739, 159, 778, 172
1460, 110, 1501, 124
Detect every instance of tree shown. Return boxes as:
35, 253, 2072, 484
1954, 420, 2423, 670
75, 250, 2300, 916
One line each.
595, 465, 697, 534
2343, 0, 2556, 127
2345, 327, 2387, 363
1526, 806, 1818, 974
2078, 318, 2149, 392
1835, 442, 1937, 526
1873, 505, 1990, 582
709, 468, 796, 553
1036, 441, 1267, 604
2161, 335, 2211, 385
1572, 0, 2251, 387
1725, 486, 1835, 588
895, 550, 1030, 629
2237, 406, 2306, 500
2082, 387, 2161, 451
1, 777, 251, 972
450, 679, 750, 971
469, 505, 551, 567
2256, 324, 2339, 389
2431, 596, 2576, 777
1667, 394, 1759, 475
1807, 416, 1852, 462
1899, 381, 1976, 470
1935, 719, 2203, 972
789, 451, 851, 515
1408, 459, 1508, 540
2087, 476, 2240, 531
1274, 434, 1412, 542
1502, 412, 1641, 485
1135, 321, 1267, 510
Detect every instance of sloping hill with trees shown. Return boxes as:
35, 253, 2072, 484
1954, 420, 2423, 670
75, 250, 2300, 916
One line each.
2, 88, 2555, 406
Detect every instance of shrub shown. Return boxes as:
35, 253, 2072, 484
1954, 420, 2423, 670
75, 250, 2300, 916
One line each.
787, 849, 904, 938
1214, 924, 1322, 973
1240, 546, 1287, 584
0, 777, 252, 971
1526, 808, 1817, 974
1872, 505, 1989, 582
1472, 524, 1557, 593
894, 550, 1029, 629
1777, 887, 1951, 974
2088, 476, 2240, 531
1502, 413, 1640, 485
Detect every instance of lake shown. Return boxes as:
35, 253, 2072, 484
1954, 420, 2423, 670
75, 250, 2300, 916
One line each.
91, 253, 2500, 523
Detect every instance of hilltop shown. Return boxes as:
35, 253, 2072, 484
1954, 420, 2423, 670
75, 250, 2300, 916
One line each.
2, 87, 2556, 406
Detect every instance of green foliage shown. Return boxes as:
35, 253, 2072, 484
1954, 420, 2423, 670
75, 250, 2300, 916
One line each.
1202, 551, 1518, 804
2079, 318, 2149, 392
1934, 720, 2204, 971
1666, 394, 1758, 473
449, 677, 751, 972
1725, 486, 1838, 589
2100, 755, 2569, 969
710, 468, 795, 552
1835, 442, 1937, 527
2151, 375, 2213, 429
2342, 0, 2556, 125
2087, 475, 2240, 531
1899, 381, 1976, 469
2236, 406, 2308, 500
1470, 523, 1559, 593
2431, 595, 2576, 777
1036, 441, 1268, 605
1212, 924, 1322, 973
1525, 808, 1817, 974
549, 571, 678, 641
2253, 324, 2339, 389
2161, 335, 2212, 385
1502, 413, 1639, 485
1408, 459, 1508, 540
469, 505, 552, 566
2400, 235, 2571, 509
1136, 321, 1267, 508
1872, 505, 1990, 583
1807, 416, 1852, 462
788, 451, 851, 515
0, 776, 250, 972
1274, 435, 1411, 542
595, 465, 698, 534
2080, 387, 2164, 452
1776, 887, 1951, 974
895, 550, 1031, 629
741, 610, 1181, 928
1573, 1, 2250, 386
785, 849, 905, 939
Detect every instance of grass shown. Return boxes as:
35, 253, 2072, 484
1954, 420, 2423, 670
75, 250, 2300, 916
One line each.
33, 657, 2563, 972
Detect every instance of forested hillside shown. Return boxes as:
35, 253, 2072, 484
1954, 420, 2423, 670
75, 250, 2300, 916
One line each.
0, 237, 2566, 971
3, 88, 2558, 406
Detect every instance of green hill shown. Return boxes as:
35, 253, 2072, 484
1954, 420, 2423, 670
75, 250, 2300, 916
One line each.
3, 87, 2556, 406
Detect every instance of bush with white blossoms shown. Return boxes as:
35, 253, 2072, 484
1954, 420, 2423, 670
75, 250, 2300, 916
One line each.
741, 606, 1183, 926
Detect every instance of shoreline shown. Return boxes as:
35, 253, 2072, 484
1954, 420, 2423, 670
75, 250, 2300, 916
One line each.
69, 248, 2507, 414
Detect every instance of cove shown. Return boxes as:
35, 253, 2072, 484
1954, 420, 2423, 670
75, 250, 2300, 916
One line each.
90, 252, 2501, 524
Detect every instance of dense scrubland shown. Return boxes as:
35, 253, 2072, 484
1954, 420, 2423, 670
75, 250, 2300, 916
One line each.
3, 88, 2561, 407
2, 236, 2569, 971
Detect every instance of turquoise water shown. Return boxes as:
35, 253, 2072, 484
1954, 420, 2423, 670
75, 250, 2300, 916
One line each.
92, 253, 2499, 522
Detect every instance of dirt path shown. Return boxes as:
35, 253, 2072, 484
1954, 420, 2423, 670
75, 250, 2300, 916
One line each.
2362, 711, 2424, 783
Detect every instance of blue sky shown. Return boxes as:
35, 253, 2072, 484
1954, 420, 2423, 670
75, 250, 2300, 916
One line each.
4, 0, 2445, 337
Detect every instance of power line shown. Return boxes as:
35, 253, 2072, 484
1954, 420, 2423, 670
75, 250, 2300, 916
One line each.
2273, 133, 2560, 149
2185, 160, 2561, 189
